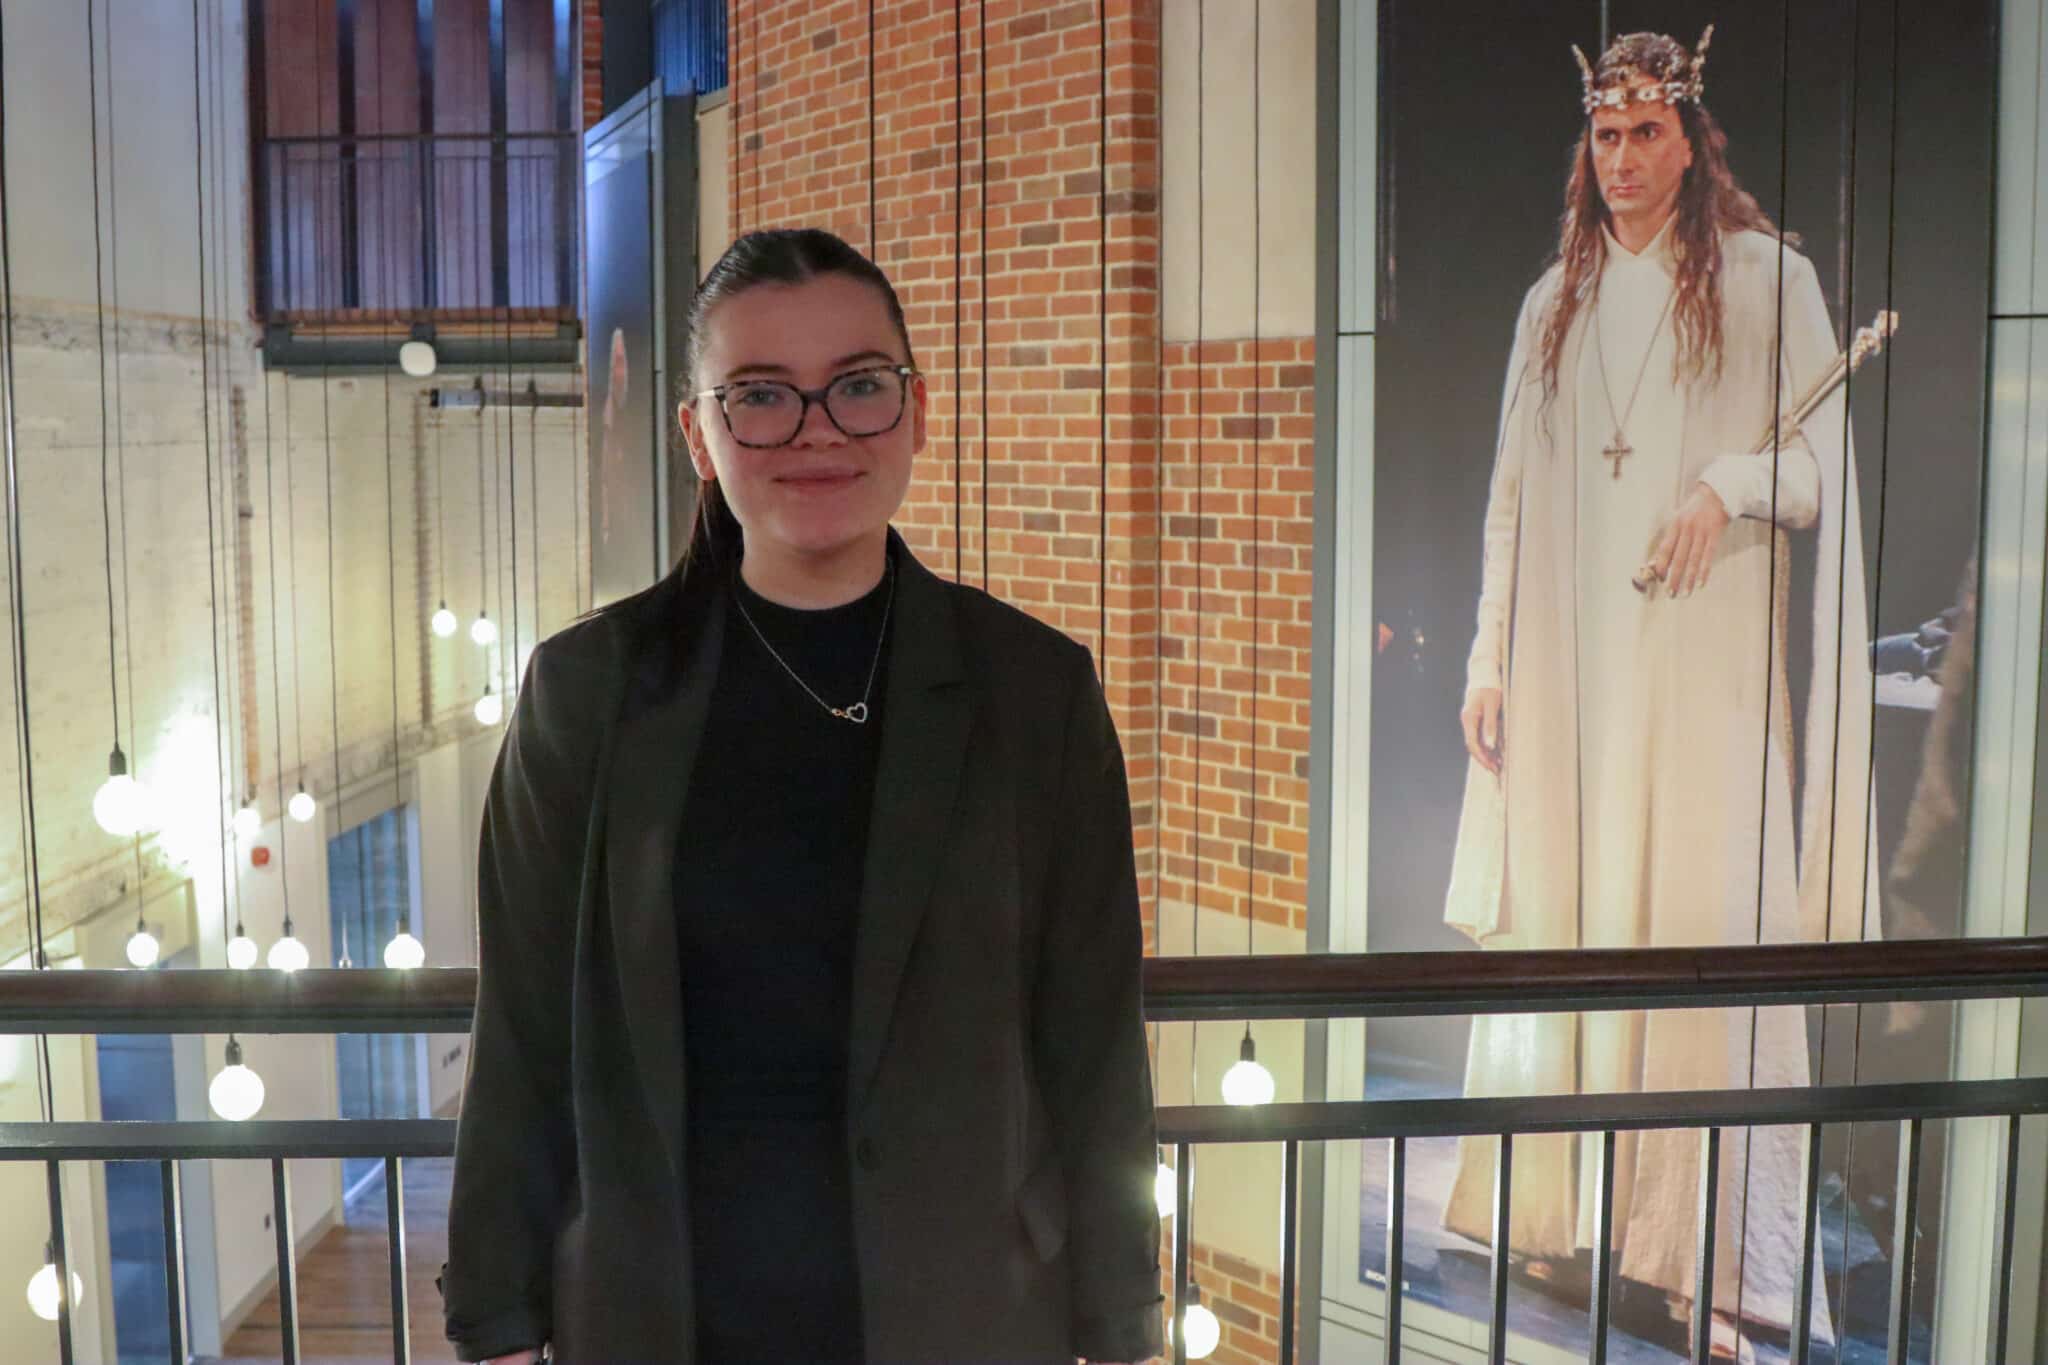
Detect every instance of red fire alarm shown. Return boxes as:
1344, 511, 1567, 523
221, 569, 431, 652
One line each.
251, 846, 272, 868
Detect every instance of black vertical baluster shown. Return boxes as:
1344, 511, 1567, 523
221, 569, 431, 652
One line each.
1385, 1136, 1405, 1362
1790, 1122, 1824, 1365
46, 1159, 75, 1365
1886, 1117, 1923, 1365
161, 1159, 188, 1362
273, 1158, 301, 1365
387, 1156, 411, 1364
1990, 1113, 2022, 1362
1589, 1130, 1617, 1365
1172, 1143, 1192, 1365
1691, 1129, 1721, 1365
1488, 1134, 1512, 1365
1278, 1139, 1298, 1364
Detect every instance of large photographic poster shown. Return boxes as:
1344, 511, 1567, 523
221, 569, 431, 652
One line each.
1358, 2, 1995, 1360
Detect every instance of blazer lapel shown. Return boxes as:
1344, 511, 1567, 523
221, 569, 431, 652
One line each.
604, 586, 726, 1188
848, 541, 970, 1113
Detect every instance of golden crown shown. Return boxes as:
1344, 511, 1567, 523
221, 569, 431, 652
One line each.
1574, 24, 1713, 114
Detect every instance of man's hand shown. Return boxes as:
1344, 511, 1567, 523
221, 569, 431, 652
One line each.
1648, 482, 1732, 597
1461, 687, 1504, 775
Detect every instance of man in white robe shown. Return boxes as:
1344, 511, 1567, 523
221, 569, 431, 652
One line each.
1439, 28, 1879, 1350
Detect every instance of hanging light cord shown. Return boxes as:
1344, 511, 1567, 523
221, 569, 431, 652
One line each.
378, 34, 405, 840
261, 371, 294, 925
0, 0, 59, 1135
191, 0, 237, 964
1246, 0, 1262, 966
206, 0, 247, 938
99, 0, 148, 920
1189, 0, 1208, 1111
85, 0, 122, 759
321, 0, 344, 823
285, 368, 305, 780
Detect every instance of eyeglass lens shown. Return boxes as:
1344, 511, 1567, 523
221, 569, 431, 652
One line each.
723, 369, 907, 446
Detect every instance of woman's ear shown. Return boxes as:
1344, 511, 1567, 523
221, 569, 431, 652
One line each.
909, 372, 930, 452
677, 399, 717, 482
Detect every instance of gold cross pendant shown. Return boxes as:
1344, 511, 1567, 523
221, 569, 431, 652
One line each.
1603, 433, 1631, 479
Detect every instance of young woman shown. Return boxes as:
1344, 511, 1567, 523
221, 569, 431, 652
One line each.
440, 228, 1164, 1365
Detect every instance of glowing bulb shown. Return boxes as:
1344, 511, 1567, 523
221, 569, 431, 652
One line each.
1178, 1302, 1221, 1359
1156, 1160, 1178, 1219
208, 1041, 265, 1120
93, 773, 151, 837
383, 931, 425, 969
397, 339, 438, 377
267, 934, 309, 973
125, 928, 160, 968
470, 613, 497, 645
431, 603, 459, 638
288, 788, 316, 823
26, 1260, 84, 1322
1221, 1034, 1276, 1107
226, 934, 259, 970
474, 690, 504, 726
233, 803, 262, 839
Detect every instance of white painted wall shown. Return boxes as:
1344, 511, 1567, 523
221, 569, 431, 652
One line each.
0, 0, 588, 1357
1161, 0, 1319, 344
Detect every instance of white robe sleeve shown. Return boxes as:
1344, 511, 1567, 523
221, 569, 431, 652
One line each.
1697, 443, 1819, 527
1696, 252, 1836, 529
1465, 287, 1545, 701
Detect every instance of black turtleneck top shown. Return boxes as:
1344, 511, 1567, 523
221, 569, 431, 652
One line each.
673, 558, 893, 1362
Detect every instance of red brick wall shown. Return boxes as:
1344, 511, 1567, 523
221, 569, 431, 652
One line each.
581, 0, 603, 128
711, 0, 1316, 936
581, 0, 1316, 1352
1158, 338, 1315, 933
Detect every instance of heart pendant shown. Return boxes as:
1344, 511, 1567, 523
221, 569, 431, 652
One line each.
837, 702, 869, 724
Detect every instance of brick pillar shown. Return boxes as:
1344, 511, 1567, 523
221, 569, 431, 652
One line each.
726, 0, 1167, 923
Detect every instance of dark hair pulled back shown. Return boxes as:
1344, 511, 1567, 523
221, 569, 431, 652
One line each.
675, 228, 917, 584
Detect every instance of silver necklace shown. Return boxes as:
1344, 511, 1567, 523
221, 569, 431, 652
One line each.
729, 559, 895, 724
1591, 281, 1678, 480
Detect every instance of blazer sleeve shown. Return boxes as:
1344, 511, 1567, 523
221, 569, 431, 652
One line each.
442, 641, 596, 1361
1034, 649, 1166, 1363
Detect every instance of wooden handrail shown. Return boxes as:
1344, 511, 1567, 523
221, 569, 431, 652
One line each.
1, 936, 2044, 1034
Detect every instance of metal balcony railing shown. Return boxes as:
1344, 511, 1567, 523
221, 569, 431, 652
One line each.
256, 133, 579, 326
3, 936, 2047, 1365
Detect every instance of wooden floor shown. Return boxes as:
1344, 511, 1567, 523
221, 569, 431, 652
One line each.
219, 1156, 462, 1364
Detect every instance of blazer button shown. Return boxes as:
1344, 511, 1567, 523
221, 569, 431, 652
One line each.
855, 1137, 881, 1172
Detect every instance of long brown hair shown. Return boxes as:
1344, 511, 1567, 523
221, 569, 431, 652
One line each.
1537, 37, 1788, 400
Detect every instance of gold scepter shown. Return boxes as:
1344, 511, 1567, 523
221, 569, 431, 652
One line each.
1632, 309, 1900, 593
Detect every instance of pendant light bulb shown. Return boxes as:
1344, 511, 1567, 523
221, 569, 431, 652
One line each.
474, 688, 504, 726
266, 929, 309, 973
383, 930, 425, 970
431, 602, 459, 638
25, 1247, 84, 1323
207, 1038, 265, 1121
233, 799, 262, 839
397, 339, 439, 378
124, 923, 160, 969
226, 930, 259, 971
1220, 1031, 1276, 1107
1173, 1283, 1221, 1360
1155, 1158, 1178, 1220
288, 786, 316, 824
92, 748, 151, 837
470, 612, 497, 646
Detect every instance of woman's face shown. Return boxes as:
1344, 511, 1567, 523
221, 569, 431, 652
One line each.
678, 273, 926, 568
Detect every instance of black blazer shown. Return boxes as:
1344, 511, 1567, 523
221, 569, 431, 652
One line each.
441, 532, 1165, 1363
